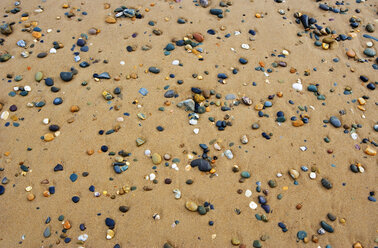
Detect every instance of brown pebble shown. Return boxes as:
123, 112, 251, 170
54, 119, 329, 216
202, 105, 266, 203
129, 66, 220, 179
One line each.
312, 235, 318, 243
87, 149, 94, 155
164, 178, 172, 184
239, 244, 247, 248
70, 105, 80, 112
193, 32, 204, 42
237, 189, 243, 194
105, 16, 116, 24
327, 149, 333, 154
296, 203, 302, 209
346, 50, 356, 58
41, 179, 49, 184
27, 193, 35, 201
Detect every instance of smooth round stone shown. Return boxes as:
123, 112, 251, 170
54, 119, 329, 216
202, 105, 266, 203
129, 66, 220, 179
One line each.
88, 28, 97, 35
367, 83, 375, 90
231, 237, 240, 246
320, 221, 334, 233
374, 124, 378, 132
264, 101, 272, 107
165, 43, 175, 51
252, 123, 260, 129
44, 78, 54, 86
321, 178, 332, 189
297, 231, 307, 240
253, 240, 262, 248
148, 67, 160, 74
151, 153, 162, 164
197, 206, 206, 215
186, 179, 193, 185
241, 171, 250, 178
9, 105, 17, 112
327, 213, 336, 221
43, 226, 51, 238
268, 180, 277, 188
346, 50, 356, 58
366, 23, 375, 33
119, 205, 129, 213
0, 185, 5, 195
35, 71, 43, 82
37, 52, 47, 58
60, 72, 73, 82
77, 38, 86, 47
307, 85, 318, 92
239, 58, 248, 64
49, 125, 60, 132
53, 97, 63, 105
69, 173, 78, 182
329, 116, 341, 128
72, 196, 80, 203
14, 75, 23, 81
364, 48, 376, 57
185, 201, 198, 211
105, 218, 115, 229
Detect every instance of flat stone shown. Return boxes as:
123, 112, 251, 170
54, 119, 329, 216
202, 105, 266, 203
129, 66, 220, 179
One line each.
60, 72, 73, 82
35, 72, 43, 82
364, 48, 376, 57
253, 240, 262, 248
185, 201, 198, 211
231, 237, 240, 246
105, 16, 116, 23
241, 171, 250, 178
43, 226, 51, 238
190, 159, 211, 172
321, 178, 332, 189
320, 221, 334, 233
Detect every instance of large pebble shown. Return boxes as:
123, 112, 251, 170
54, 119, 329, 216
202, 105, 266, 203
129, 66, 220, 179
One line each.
185, 201, 198, 211
329, 116, 341, 128
152, 153, 162, 164
190, 159, 211, 172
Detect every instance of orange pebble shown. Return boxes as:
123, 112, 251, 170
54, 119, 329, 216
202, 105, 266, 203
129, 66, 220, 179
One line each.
255, 13, 261, 18
87, 149, 94, 155
70, 105, 80, 112
357, 105, 365, 111
205, 107, 210, 112
292, 120, 304, 127
210, 168, 216, 174
145, 8, 150, 12
62, 4, 69, 8
150, 3, 155, 6
277, 92, 283, 97
43, 191, 50, 197
27, 66, 31, 71
27, 193, 35, 201
4, 151, 10, 156
164, 101, 171, 106
259, 61, 265, 67
63, 220, 71, 229
21, 17, 29, 21
32, 31, 42, 39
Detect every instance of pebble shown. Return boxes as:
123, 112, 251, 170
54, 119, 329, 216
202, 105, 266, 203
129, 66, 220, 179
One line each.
152, 153, 162, 164
60, 72, 73, 82
190, 159, 212, 172
43, 226, 51, 238
329, 116, 341, 128
185, 201, 198, 211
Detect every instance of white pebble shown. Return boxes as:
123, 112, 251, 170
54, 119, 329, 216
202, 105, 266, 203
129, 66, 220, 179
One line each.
193, 128, 199, 134
144, 150, 151, 156
366, 41, 373, 47
234, 31, 241, 35
249, 201, 257, 209
282, 50, 289, 55
189, 119, 197, 125
224, 149, 234, 159
276, 173, 283, 178
24, 85, 31, 91
300, 146, 307, 151
49, 48, 57, 54
1, 111, 9, 120
245, 189, 252, 197
309, 172, 316, 179
172, 163, 178, 170
14, 86, 19, 91
172, 60, 180, 65
120, 61, 125, 65
42, 118, 49, 125
214, 143, 221, 151
78, 234, 88, 241
358, 166, 364, 173
187, 154, 194, 159
149, 173, 156, 181
116, 117, 124, 122
54, 131, 60, 137
241, 44, 250, 50
47, 29, 52, 33
351, 132, 358, 140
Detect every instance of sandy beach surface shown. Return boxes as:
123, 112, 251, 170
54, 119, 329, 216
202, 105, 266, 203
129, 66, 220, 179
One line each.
0, 0, 377, 247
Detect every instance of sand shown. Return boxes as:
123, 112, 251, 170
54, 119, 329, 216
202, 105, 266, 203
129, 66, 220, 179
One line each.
0, 0, 377, 247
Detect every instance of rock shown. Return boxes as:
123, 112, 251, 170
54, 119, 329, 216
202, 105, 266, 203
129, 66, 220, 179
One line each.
119, 206, 129, 213
178, 99, 195, 111
152, 153, 162, 164
94, 72, 110, 79
0, 185, 5, 195
60, 72, 73, 82
329, 116, 341, 128
43, 226, 51, 238
210, 9, 223, 15
364, 146, 376, 156
327, 213, 336, 221
240, 135, 248, 144
320, 221, 334, 233
297, 231, 307, 240
149, 67, 160, 74
185, 201, 198, 211
200, 0, 209, 7
364, 48, 376, 57
241, 171, 250, 178
44, 133, 54, 142
268, 179, 277, 188
289, 169, 299, 179
0, 54, 11, 62
163, 242, 174, 248
307, 85, 318, 92
321, 178, 332, 189
164, 90, 175, 98
106, 229, 115, 240
105, 218, 115, 229
198, 205, 206, 215
231, 237, 240, 246
346, 50, 356, 58
37, 52, 47, 58
106, 16, 116, 23
27, 193, 35, 201
35, 72, 43, 82
136, 138, 146, 146
224, 150, 233, 159
253, 240, 262, 248
165, 43, 175, 51
190, 159, 211, 172
193, 33, 204, 42
242, 96, 252, 105
366, 23, 375, 33
0, 23, 12, 35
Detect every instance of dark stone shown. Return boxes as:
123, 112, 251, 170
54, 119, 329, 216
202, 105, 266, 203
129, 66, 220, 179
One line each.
37, 52, 47, 58
60, 72, 73, 82
320, 221, 334, 233
49, 125, 60, 132
119, 206, 129, 213
321, 178, 332, 189
190, 159, 212, 172
105, 218, 115, 229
